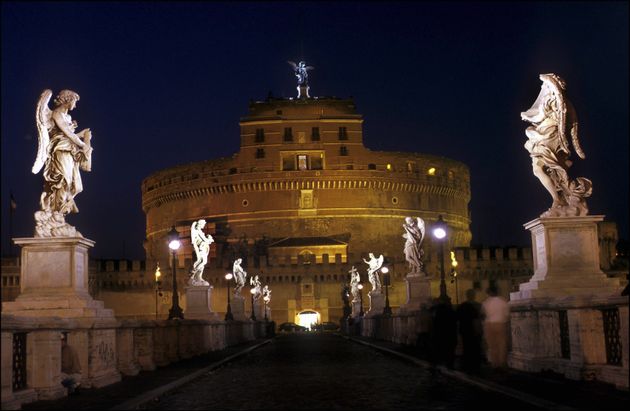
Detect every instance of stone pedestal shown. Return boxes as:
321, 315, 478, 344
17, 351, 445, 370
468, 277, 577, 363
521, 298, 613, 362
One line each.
253, 299, 264, 320
399, 273, 432, 313
185, 286, 219, 320
508, 216, 627, 388
511, 216, 620, 301
2, 237, 121, 393
351, 300, 363, 318
366, 291, 384, 317
230, 294, 247, 321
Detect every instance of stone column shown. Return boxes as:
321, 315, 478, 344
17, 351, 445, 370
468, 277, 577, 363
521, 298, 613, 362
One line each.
230, 294, 247, 321
27, 331, 66, 400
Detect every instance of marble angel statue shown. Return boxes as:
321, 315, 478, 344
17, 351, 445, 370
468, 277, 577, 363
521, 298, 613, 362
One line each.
189, 219, 214, 286
262, 285, 271, 303
250, 275, 262, 301
403, 217, 426, 274
349, 266, 361, 302
288, 60, 314, 98
521, 73, 592, 217
232, 258, 247, 296
32, 89, 93, 237
363, 253, 384, 293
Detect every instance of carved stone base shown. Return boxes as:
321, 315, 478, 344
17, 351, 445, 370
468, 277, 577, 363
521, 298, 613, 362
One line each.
399, 273, 432, 313
351, 300, 363, 318
511, 216, 621, 301
185, 286, 219, 320
230, 294, 247, 321
3, 237, 114, 318
366, 292, 384, 317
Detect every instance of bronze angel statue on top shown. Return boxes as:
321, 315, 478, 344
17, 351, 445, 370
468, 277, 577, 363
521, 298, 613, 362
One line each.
288, 60, 314, 98
521, 74, 592, 217
32, 89, 93, 237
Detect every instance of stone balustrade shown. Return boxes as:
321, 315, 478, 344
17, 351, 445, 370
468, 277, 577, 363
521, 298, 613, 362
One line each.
355, 297, 628, 390
1, 315, 267, 410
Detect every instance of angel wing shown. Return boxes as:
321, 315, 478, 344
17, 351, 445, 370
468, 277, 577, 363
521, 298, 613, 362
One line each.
287, 61, 298, 71
376, 254, 384, 269
416, 217, 425, 245
304, 66, 314, 72
32, 89, 53, 174
566, 100, 585, 159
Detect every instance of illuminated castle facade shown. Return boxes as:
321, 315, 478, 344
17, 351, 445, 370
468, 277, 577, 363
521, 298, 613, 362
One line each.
135, 90, 479, 323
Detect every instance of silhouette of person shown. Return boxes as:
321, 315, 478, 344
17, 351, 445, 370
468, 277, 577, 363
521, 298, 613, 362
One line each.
430, 298, 458, 368
481, 285, 510, 368
60, 333, 82, 394
456, 289, 483, 373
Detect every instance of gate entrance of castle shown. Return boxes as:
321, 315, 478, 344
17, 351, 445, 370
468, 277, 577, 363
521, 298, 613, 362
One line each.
296, 310, 319, 330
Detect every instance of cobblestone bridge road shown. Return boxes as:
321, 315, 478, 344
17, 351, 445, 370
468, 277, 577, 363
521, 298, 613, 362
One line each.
142, 333, 541, 410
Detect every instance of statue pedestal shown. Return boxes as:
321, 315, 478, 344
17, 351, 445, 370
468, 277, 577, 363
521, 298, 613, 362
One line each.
253, 300, 263, 320
351, 300, 363, 318
185, 286, 219, 320
511, 216, 621, 301
507, 216, 627, 388
399, 273, 432, 313
366, 291, 384, 317
2, 237, 120, 393
230, 294, 247, 321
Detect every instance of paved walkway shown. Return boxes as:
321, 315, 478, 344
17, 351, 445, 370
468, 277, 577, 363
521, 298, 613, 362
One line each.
20, 333, 629, 410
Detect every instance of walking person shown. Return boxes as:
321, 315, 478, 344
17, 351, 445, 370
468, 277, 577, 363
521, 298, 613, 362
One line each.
60, 332, 82, 394
481, 285, 510, 368
456, 289, 483, 373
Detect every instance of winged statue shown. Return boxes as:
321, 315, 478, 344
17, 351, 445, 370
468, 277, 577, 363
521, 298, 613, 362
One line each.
363, 253, 384, 293
521, 73, 592, 217
403, 217, 426, 274
288, 60, 314, 85
32, 89, 93, 237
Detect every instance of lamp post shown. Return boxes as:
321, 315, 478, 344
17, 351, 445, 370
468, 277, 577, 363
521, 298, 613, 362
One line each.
450, 251, 459, 305
433, 215, 451, 304
225, 273, 234, 321
250, 287, 257, 321
382, 266, 392, 316
167, 226, 184, 320
154, 264, 163, 319
357, 284, 364, 316
263, 295, 270, 322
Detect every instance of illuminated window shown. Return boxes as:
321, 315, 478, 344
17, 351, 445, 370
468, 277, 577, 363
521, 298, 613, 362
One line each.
386, 163, 392, 171
255, 128, 265, 143
428, 167, 436, 175
311, 127, 320, 141
448, 170, 454, 179
298, 155, 308, 170
283, 127, 293, 142
338, 127, 348, 140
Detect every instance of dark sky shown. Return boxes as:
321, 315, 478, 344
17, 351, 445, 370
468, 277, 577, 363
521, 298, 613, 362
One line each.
2, 1, 628, 260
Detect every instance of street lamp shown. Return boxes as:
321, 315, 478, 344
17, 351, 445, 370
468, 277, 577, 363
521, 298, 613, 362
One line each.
382, 266, 392, 316
433, 215, 451, 304
450, 251, 459, 305
225, 273, 234, 321
167, 226, 184, 320
357, 283, 364, 316
250, 287, 257, 321
154, 264, 163, 319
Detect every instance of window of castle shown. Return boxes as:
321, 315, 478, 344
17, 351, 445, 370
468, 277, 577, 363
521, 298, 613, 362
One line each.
256, 148, 265, 159
339, 146, 348, 156
311, 127, 320, 141
338, 127, 348, 140
255, 128, 265, 143
283, 127, 293, 142
368, 163, 376, 170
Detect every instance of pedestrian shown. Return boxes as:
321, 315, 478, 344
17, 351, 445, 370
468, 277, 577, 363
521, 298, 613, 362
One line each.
429, 298, 458, 368
456, 289, 483, 373
481, 285, 510, 368
60, 333, 82, 394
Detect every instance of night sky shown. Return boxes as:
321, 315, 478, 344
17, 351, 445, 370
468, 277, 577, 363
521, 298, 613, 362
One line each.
1, 2, 628, 260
